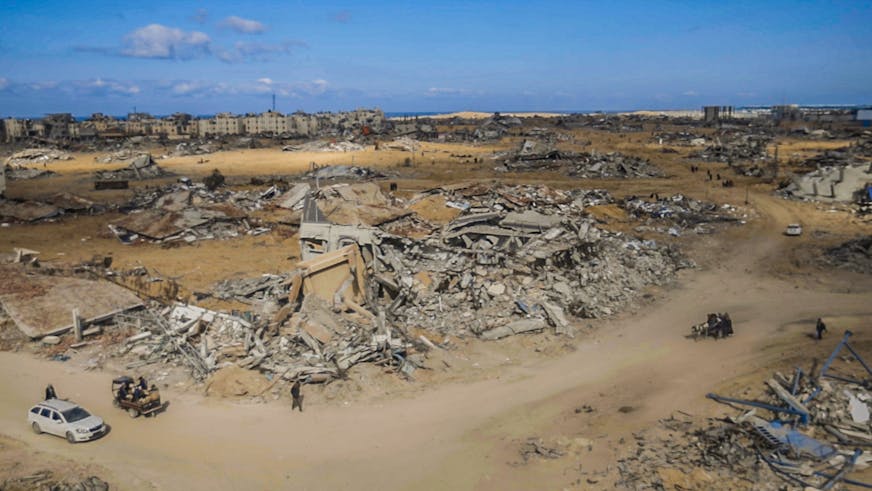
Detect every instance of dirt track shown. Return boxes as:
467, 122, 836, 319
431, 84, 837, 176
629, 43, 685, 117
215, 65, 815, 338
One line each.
1, 192, 871, 490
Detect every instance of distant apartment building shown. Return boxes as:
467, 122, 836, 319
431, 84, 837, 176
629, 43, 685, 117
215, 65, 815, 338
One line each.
198, 112, 244, 137
0, 108, 386, 142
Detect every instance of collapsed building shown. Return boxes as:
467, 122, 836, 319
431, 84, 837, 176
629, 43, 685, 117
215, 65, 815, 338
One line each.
0, 178, 744, 387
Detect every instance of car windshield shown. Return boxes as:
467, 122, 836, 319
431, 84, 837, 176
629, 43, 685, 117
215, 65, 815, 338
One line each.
61, 407, 91, 422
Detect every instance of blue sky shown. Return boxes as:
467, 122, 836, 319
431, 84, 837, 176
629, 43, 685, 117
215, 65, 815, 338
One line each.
0, 0, 870, 116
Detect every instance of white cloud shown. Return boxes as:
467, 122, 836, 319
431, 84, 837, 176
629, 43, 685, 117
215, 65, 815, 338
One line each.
215, 40, 306, 63
73, 78, 141, 96
220, 16, 266, 34
683, 90, 699, 97
165, 78, 330, 99
0, 77, 8, 91
425, 87, 469, 97
121, 24, 211, 59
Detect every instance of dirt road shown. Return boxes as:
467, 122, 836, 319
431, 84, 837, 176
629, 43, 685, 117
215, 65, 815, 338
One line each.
1, 194, 870, 490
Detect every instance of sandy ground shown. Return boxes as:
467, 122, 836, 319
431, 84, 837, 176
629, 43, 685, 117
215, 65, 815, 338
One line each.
2, 129, 872, 489
0, 190, 870, 489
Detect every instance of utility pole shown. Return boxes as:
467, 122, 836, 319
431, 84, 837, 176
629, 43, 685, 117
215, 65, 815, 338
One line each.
272, 93, 276, 112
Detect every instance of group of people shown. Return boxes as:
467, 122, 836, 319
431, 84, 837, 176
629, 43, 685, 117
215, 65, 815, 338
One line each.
705, 312, 734, 338
117, 376, 153, 403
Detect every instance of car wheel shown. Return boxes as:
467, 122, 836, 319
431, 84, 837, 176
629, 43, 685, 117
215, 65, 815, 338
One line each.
128, 408, 139, 418
66, 431, 76, 444
31, 422, 41, 434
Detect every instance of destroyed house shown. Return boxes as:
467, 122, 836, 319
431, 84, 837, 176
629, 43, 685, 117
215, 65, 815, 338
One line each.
298, 197, 379, 262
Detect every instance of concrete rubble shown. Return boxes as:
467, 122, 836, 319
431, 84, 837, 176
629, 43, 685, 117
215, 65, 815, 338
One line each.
496, 140, 663, 178
0, 472, 109, 491
4, 148, 72, 167
282, 140, 365, 152
101, 180, 752, 387
822, 236, 872, 274
618, 334, 872, 490
94, 153, 168, 181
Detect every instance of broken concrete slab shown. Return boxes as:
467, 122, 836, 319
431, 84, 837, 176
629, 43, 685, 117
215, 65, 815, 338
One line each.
480, 319, 547, 340
0, 265, 143, 338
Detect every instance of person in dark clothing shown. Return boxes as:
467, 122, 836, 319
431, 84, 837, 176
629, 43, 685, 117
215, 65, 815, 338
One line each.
117, 384, 128, 401
133, 386, 143, 401
291, 380, 303, 412
816, 318, 827, 340
721, 313, 733, 337
137, 376, 148, 391
45, 384, 57, 400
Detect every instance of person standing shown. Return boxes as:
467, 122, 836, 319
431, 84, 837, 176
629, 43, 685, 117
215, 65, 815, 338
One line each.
45, 384, 57, 400
291, 380, 303, 412
816, 318, 828, 340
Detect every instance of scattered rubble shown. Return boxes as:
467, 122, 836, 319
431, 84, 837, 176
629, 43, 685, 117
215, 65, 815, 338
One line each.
94, 154, 168, 181
619, 332, 872, 490
4, 148, 72, 167
283, 140, 365, 152
691, 134, 772, 163
304, 165, 385, 181
781, 162, 872, 202
1, 472, 109, 491
497, 141, 662, 178
4, 167, 58, 180
822, 236, 872, 274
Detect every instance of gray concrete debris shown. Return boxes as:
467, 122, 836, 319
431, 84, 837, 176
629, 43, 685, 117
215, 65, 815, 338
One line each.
498, 142, 662, 178
4, 148, 72, 167
304, 165, 384, 180
782, 162, 872, 202
94, 154, 168, 181
480, 319, 546, 340
0, 472, 109, 491
620, 360, 872, 490
822, 236, 872, 274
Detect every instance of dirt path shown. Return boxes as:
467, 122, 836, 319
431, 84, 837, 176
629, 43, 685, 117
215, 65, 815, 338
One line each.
0, 193, 870, 490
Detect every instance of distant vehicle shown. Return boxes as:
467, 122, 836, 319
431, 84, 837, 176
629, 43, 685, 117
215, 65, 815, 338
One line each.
28, 399, 106, 443
785, 223, 803, 236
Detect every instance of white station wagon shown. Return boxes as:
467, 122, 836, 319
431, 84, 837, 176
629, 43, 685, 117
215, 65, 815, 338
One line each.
28, 399, 107, 443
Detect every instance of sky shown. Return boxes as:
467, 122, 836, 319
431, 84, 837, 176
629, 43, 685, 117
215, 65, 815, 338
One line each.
0, 0, 871, 117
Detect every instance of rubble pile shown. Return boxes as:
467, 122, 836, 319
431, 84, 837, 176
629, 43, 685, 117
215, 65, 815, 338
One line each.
110, 182, 731, 386
96, 149, 149, 163
108, 181, 272, 244
691, 134, 771, 164
792, 137, 872, 171
304, 165, 385, 181
282, 140, 365, 152
625, 194, 745, 235
94, 154, 168, 181
359, 184, 692, 335
498, 141, 662, 178
4, 148, 72, 167
619, 343, 872, 490
0, 472, 109, 491
384, 136, 421, 152
170, 141, 217, 156
4, 167, 57, 180
652, 131, 708, 146
0, 193, 100, 222
822, 236, 872, 274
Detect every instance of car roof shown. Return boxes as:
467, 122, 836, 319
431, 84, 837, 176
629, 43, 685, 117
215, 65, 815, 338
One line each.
35, 399, 80, 412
